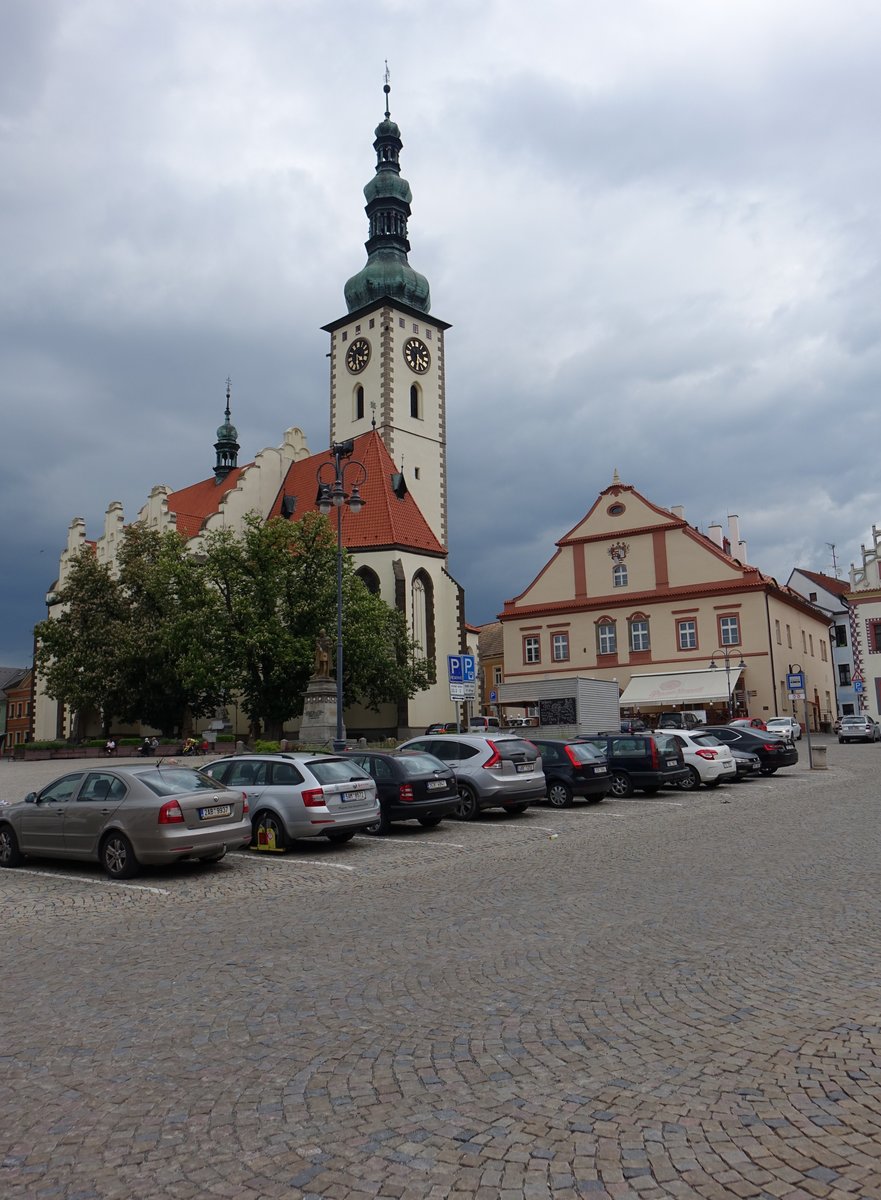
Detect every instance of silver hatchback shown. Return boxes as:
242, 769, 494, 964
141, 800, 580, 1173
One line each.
201, 753, 379, 849
396, 734, 545, 820
0, 765, 251, 879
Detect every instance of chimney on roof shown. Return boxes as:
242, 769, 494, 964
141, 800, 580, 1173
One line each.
708, 522, 724, 547
728, 514, 741, 549
670, 505, 685, 519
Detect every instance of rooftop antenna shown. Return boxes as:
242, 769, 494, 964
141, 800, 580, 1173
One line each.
384, 61, 391, 118
827, 542, 840, 578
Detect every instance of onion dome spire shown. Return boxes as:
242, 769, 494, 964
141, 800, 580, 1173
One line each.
344, 66, 431, 314
214, 377, 240, 482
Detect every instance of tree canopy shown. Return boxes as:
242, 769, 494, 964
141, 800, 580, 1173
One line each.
35, 513, 433, 738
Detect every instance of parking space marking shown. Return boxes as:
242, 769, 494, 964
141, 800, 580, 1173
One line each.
12, 868, 170, 895
352, 834, 467, 848
236, 854, 355, 872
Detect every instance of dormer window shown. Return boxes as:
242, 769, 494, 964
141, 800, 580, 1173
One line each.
613, 563, 628, 588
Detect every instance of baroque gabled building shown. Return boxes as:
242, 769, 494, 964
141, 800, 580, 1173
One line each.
35, 83, 464, 741
498, 476, 838, 730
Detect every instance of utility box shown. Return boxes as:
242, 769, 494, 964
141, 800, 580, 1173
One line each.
497, 677, 620, 735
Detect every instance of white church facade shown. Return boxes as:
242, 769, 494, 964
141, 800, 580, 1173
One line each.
35, 84, 464, 742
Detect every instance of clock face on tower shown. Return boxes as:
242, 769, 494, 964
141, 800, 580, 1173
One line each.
403, 337, 431, 374
345, 337, 371, 374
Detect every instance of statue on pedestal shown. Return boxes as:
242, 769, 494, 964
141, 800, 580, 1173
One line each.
313, 629, 332, 679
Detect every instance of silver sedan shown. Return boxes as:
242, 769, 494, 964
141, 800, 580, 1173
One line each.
0, 765, 252, 879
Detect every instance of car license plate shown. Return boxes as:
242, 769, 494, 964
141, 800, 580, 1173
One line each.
199, 805, 232, 820
426, 780, 447, 790
516, 762, 532, 773
666, 759, 678, 767
594, 766, 608, 774
342, 790, 367, 803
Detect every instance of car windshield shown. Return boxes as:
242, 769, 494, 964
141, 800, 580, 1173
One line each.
307, 758, 371, 784
396, 753, 449, 776
652, 734, 679, 753
564, 742, 605, 763
841, 717, 867, 725
135, 768, 222, 796
766, 719, 789, 727
492, 738, 538, 760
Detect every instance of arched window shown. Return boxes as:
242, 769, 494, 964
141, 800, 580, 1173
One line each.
355, 386, 364, 421
356, 566, 380, 595
613, 562, 628, 587
628, 615, 650, 652
410, 384, 421, 419
411, 569, 436, 674
596, 619, 617, 655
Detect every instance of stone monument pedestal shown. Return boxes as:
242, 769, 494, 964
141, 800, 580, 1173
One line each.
299, 676, 342, 748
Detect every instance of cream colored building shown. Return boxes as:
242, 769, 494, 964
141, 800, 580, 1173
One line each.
499, 477, 837, 730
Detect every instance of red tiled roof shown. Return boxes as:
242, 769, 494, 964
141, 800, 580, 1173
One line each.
268, 431, 446, 556
794, 568, 850, 598
167, 468, 248, 539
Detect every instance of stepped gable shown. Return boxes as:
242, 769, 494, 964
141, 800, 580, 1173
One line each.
269, 429, 445, 556
167, 468, 248, 539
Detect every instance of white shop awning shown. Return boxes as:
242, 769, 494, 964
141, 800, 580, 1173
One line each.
619, 668, 744, 707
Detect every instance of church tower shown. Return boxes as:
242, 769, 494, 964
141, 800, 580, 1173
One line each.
323, 75, 450, 549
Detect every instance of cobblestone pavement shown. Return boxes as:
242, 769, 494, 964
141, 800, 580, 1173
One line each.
3, 740, 881, 1199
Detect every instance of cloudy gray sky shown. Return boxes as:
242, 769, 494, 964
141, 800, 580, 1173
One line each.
3, 0, 881, 664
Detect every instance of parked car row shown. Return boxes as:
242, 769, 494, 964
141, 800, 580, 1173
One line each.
0, 723, 804, 880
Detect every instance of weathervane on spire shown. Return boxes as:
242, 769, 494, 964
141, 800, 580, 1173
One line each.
225, 376, 232, 421
383, 60, 391, 118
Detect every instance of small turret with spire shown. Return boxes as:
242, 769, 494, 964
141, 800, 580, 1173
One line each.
214, 378, 240, 482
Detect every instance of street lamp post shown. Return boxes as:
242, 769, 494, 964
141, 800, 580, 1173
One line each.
317, 440, 366, 751
709, 646, 746, 719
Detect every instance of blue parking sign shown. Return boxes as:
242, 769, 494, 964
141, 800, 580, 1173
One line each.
448, 654, 476, 682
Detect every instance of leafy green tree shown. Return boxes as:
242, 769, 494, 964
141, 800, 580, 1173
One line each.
34, 548, 129, 736
203, 513, 431, 737
113, 525, 228, 735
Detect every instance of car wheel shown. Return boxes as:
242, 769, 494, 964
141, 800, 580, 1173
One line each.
417, 816, 443, 828
547, 781, 572, 808
199, 847, 227, 863
454, 783, 481, 820
676, 766, 700, 792
100, 831, 140, 880
838, 738, 844, 744
760, 767, 777, 776
0, 825, 23, 868
504, 803, 530, 815
609, 771, 633, 798
252, 810, 288, 852
326, 830, 356, 844
364, 810, 391, 836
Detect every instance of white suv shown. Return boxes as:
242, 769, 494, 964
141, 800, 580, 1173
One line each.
656, 730, 737, 791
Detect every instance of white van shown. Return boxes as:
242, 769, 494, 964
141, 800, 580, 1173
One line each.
468, 715, 502, 732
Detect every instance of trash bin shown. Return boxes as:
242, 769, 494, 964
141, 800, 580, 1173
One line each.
811, 744, 828, 770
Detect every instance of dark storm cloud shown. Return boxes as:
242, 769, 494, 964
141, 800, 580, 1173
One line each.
3, 0, 881, 655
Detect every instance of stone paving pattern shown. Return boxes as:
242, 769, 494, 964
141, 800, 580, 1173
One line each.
2, 740, 881, 1198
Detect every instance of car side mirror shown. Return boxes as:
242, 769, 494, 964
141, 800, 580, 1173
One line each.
24, 792, 37, 804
